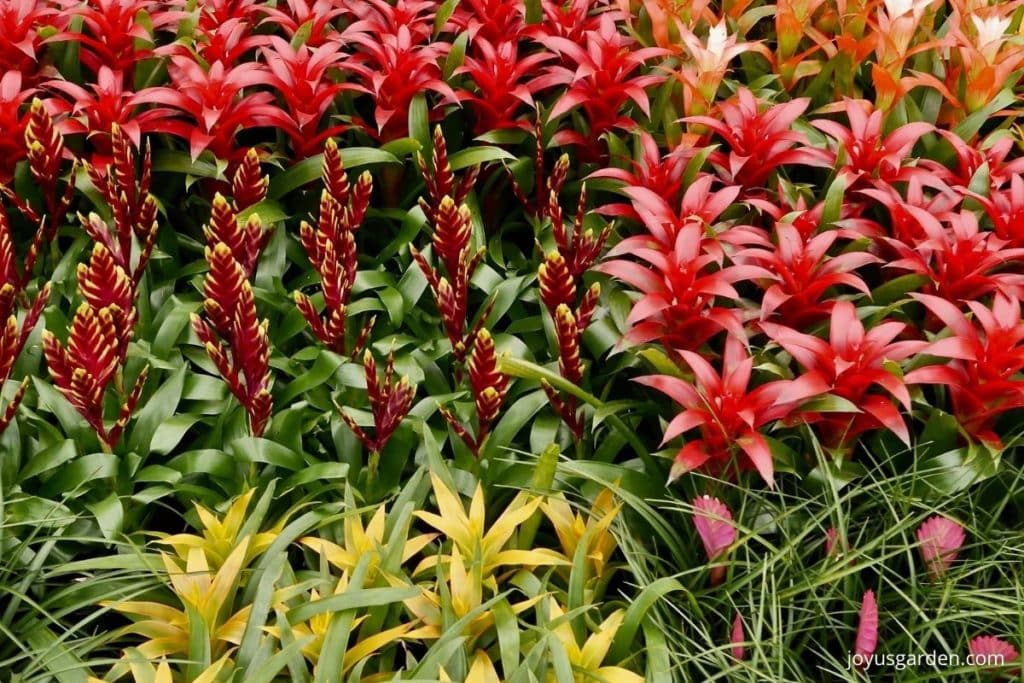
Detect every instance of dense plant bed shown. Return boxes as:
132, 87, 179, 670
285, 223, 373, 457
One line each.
1, 0, 1023, 680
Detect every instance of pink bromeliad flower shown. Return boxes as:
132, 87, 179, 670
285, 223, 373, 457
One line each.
916, 515, 965, 579
731, 613, 745, 661
854, 589, 878, 667
692, 495, 737, 585
970, 636, 1019, 675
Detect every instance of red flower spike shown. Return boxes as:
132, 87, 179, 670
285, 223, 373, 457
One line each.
444, 328, 510, 455
295, 144, 373, 355
339, 349, 416, 455
193, 191, 273, 437
637, 335, 830, 486
77, 244, 136, 362
418, 127, 480, 226
231, 148, 268, 211
25, 98, 64, 186
412, 194, 485, 363
44, 302, 143, 450
576, 283, 601, 332
760, 301, 927, 448
468, 329, 508, 434
538, 251, 577, 316
82, 124, 158, 269
554, 304, 584, 386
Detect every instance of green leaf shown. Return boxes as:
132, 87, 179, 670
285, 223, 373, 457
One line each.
870, 273, 930, 306
821, 172, 847, 227
129, 364, 187, 455
19, 440, 77, 481
286, 587, 420, 624
268, 149, 400, 199
608, 577, 685, 663
229, 438, 306, 470
797, 394, 862, 413
86, 493, 124, 540
448, 146, 518, 170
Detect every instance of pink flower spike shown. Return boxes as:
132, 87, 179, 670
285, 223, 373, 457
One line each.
916, 515, 965, 579
970, 636, 1019, 671
825, 527, 839, 556
693, 495, 736, 586
854, 589, 878, 664
731, 612, 745, 661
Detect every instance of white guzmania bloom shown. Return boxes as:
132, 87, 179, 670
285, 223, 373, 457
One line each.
883, 0, 931, 18
971, 13, 1011, 62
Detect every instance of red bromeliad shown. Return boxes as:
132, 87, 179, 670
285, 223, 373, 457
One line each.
883, 209, 1024, 303
0, 70, 34, 184
261, 38, 353, 158
811, 99, 934, 190
735, 223, 878, 329
906, 292, 1024, 448
294, 139, 375, 356
456, 38, 554, 136
597, 221, 770, 350
346, 0, 458, 142
686, 88, 829, 193
636, 334, 829, 486
534, 14, 668, 160
760, 300, 927, 449
134, 56, 289, 161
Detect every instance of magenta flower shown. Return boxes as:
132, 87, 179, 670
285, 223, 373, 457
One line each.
854, 589, 878, 665
825, 527, 839, 556
970, 636, 1019, 673
731, 612, 745, 661
916, 515, 965, 579
692, 495, 737, 585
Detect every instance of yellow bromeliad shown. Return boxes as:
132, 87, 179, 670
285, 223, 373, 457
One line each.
546, 600, 644, 683
89, 651, 232, 683
154, 489, 285, 569
265, 574, 432, 677
104, 541, 251, 659
400, 546, 542, 642
413, 472, 568, 587
299, 503, 436, 581
541, 487, 622, 581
